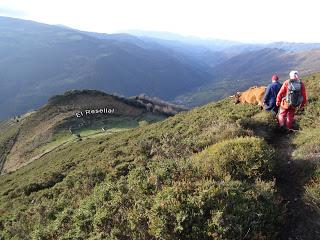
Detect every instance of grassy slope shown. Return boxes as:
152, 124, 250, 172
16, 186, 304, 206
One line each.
1, 91, 164, 174
0, 112, 36, 172
0, 96, 283, 240
291, 73, 320, 212
0, 73, 319, 239
0, 121, 21, 172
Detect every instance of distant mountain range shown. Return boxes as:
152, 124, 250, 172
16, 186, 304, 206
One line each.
1, 16, 320, 119
126, 30, 320, 54
0, 17, 213, 119
175, 47, 320, 106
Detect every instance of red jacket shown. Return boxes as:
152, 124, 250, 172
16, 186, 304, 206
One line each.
276, 79, 307, 109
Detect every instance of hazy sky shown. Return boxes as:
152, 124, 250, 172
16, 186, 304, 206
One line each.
1, 0, 319, 43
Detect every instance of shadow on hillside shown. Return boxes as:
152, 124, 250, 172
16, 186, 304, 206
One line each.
271, 132, 320, 240
238, 113, 320, 239
275, 157, 319, 240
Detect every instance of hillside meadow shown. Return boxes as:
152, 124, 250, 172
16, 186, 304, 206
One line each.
0, 73, 319, 239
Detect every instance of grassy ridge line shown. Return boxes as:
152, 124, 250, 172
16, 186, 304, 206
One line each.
0, 91, 154, 173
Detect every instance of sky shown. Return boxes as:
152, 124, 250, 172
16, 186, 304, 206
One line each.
0, 0, 320, 43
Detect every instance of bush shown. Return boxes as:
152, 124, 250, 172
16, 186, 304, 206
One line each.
192, 137, 275, 181
292, 128, 320, 160
304, 166, 320, 213
194, 121, 251, 151
149, 179, 281, 240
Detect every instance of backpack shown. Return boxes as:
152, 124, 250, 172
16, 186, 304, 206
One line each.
286, 80, 303, 107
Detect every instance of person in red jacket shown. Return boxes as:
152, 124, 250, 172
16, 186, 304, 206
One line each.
276, 70, 307, 131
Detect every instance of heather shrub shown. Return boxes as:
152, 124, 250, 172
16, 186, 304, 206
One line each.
192, 137, 275, 181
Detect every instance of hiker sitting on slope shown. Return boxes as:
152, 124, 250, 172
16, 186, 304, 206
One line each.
276, 70, 307, 131
263, 74, 282, 115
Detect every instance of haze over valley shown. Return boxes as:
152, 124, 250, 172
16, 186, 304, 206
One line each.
2, 16, 320, 119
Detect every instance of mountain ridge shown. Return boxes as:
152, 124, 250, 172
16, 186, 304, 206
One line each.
2, 16, 320, 120
0, 89, 181, 174
0, 16, 211, 120
175, 47, 320, 106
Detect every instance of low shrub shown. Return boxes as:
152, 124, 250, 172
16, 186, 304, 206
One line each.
292, 128, 320, 160
149, 178, 281, 240
192, 137, 275, 181
304, 166, 320, 213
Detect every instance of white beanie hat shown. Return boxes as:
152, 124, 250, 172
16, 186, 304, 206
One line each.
290, 70, 299, 80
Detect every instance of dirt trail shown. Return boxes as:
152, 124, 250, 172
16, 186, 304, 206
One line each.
1, 130, 117, 175
266, 129, 320, 240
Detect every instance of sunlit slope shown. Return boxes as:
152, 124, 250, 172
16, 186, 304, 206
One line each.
0, 92, 283, 239
291, 73, 320, 212
0, 90, 167, 174
0, 73, 319, 239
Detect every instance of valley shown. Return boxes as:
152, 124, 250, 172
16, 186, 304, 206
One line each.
2, 16, 320, 120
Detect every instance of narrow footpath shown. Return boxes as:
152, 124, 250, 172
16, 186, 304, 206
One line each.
266, 129, 320, 240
